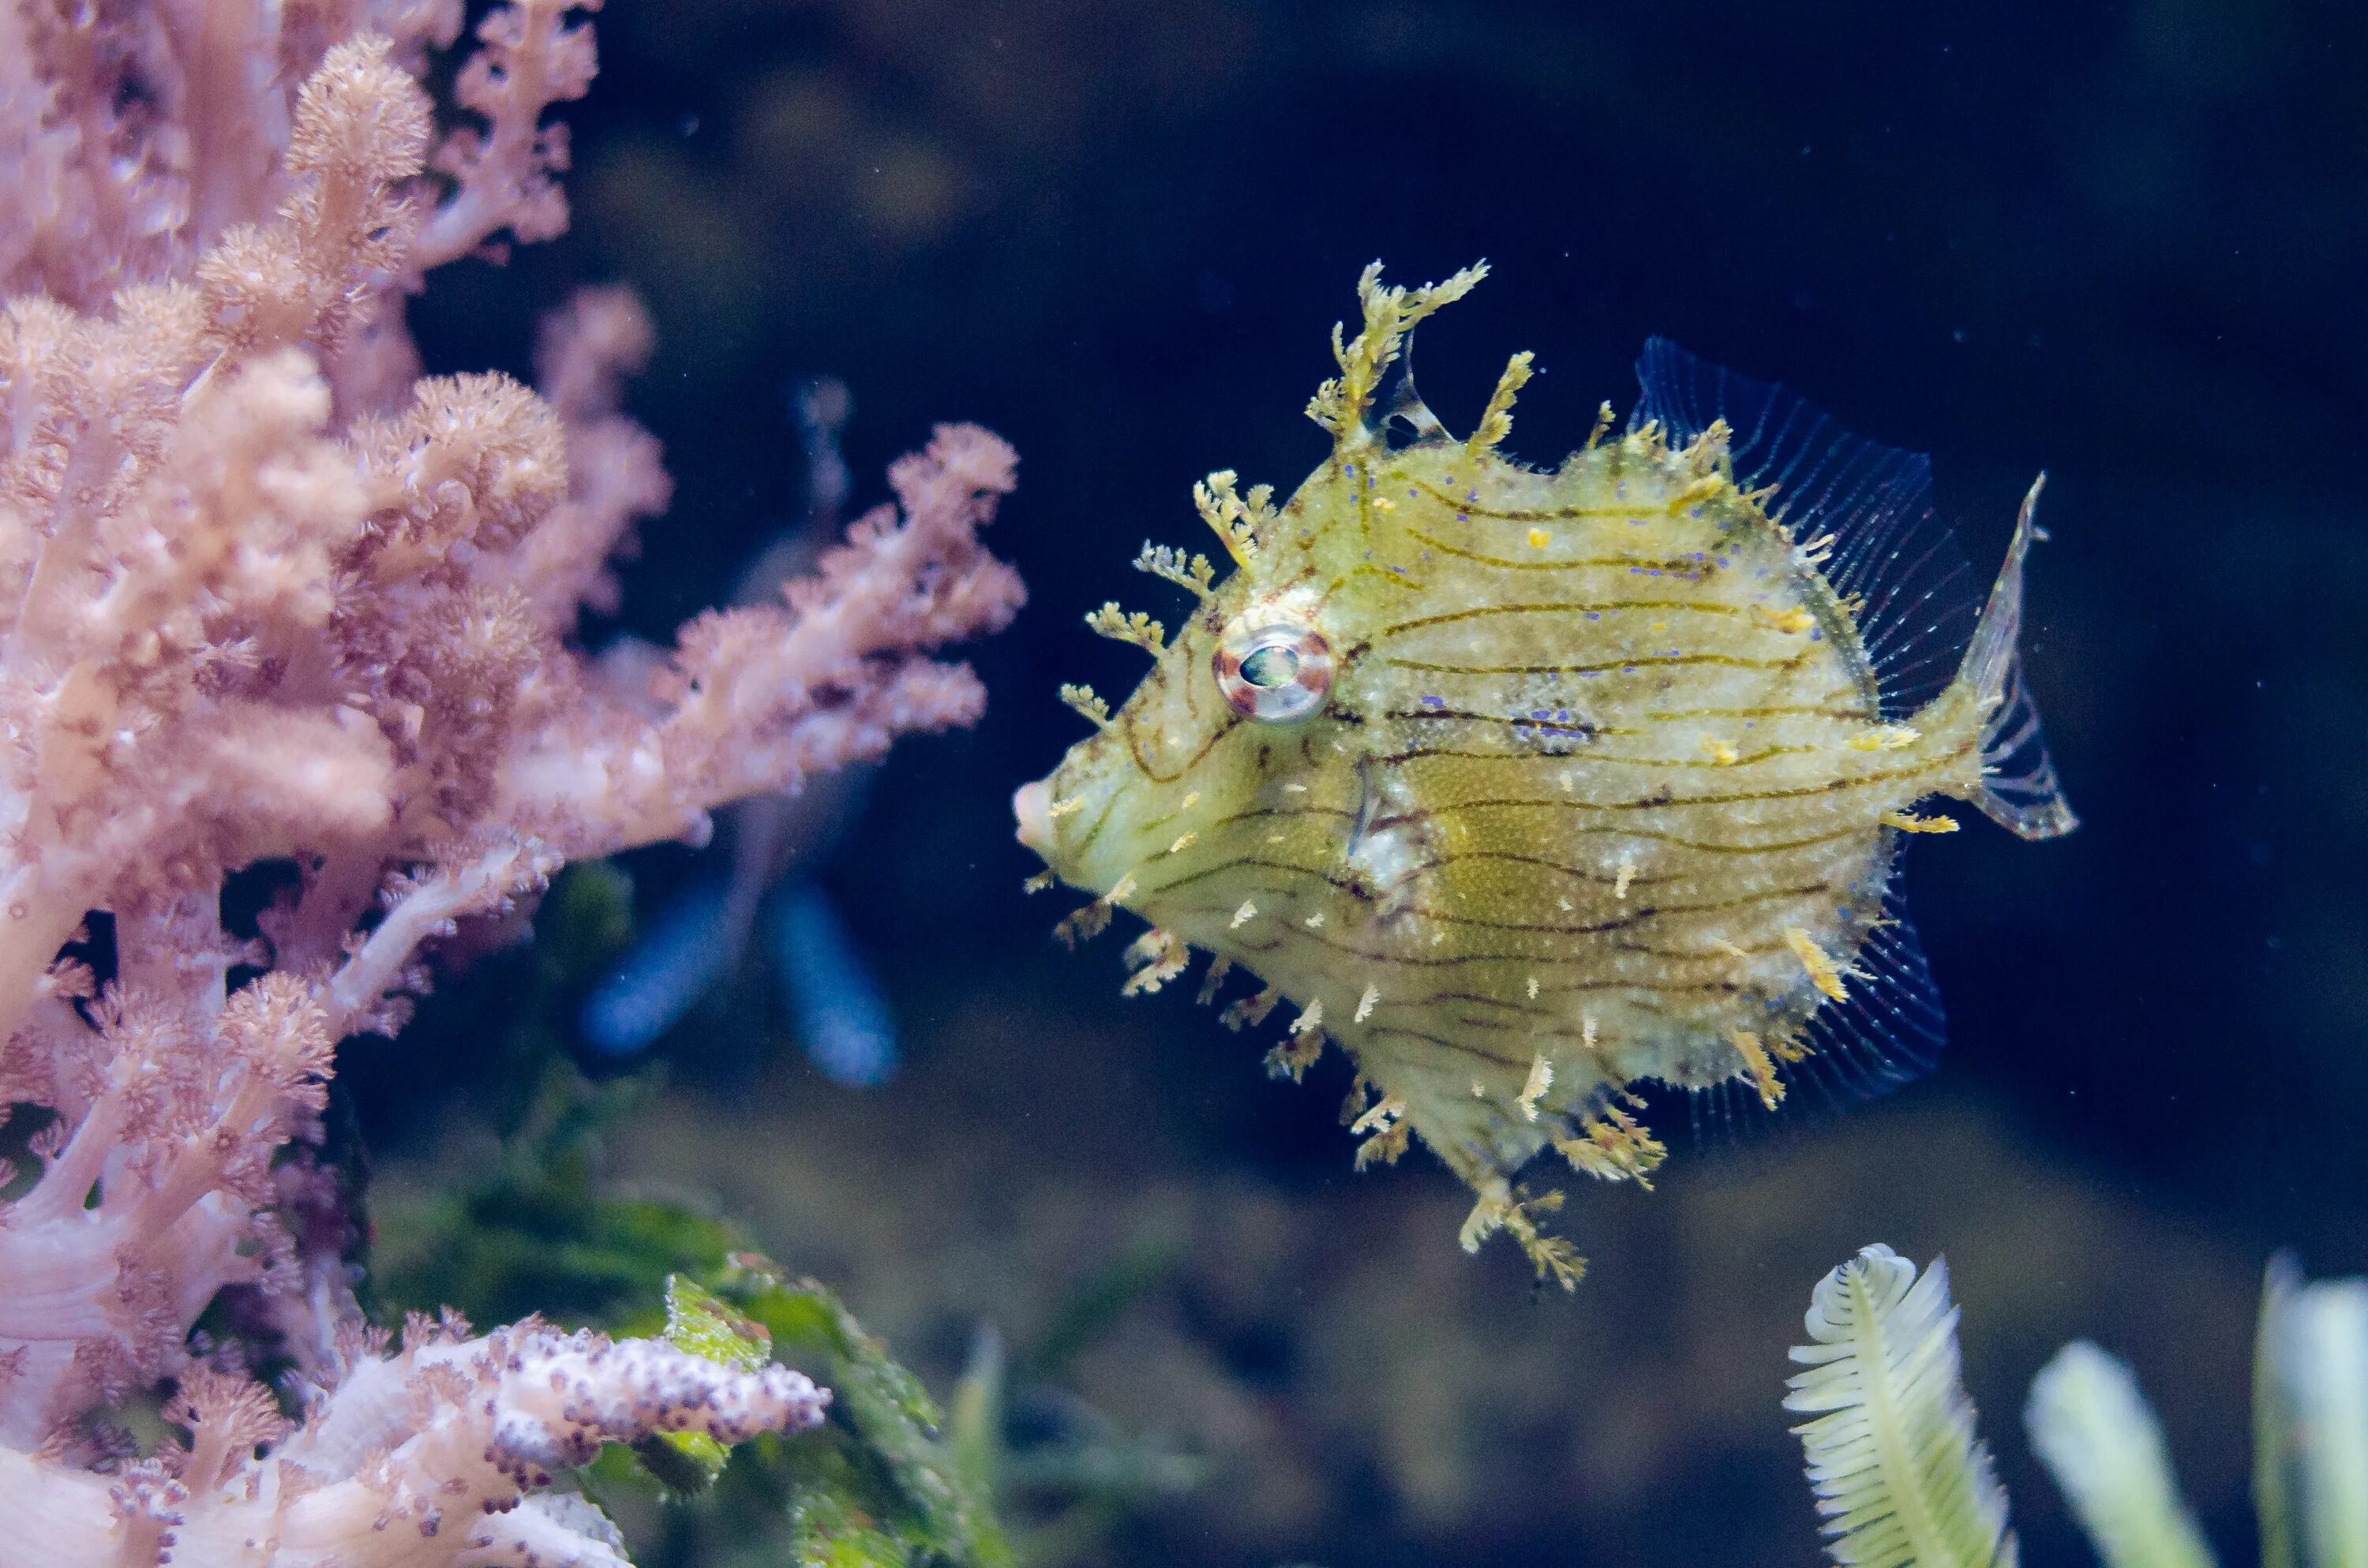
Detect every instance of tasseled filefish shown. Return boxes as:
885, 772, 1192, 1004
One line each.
1012, 264, 2076, 1286
580, 378, 898, 1088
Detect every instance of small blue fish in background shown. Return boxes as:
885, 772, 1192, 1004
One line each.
579, 379, 899, 1088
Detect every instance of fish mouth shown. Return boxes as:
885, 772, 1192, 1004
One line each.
1013, 778, 1053, 859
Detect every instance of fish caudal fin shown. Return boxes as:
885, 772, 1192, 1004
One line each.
766, 878, 899, 1089
579, 878, 748, 1057
1633, 339, 2076, 841
1955, 476, 2078, 840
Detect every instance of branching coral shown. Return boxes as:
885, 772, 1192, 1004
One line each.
1, 1312, 828, 1566
0, 0, 1022, 1557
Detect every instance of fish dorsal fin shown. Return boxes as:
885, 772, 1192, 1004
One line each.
1633, 339, 1976, 720
1310, 260, 1486, 450
1637, 339, 2076, 840
1373, 328, 1451, 448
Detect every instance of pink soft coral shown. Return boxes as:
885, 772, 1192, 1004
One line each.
0, 2, 1022, 1559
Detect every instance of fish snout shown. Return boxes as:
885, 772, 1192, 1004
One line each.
1013, 778, 1054, 859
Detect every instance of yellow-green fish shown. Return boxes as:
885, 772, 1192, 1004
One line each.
1013, 264, 2075, 1285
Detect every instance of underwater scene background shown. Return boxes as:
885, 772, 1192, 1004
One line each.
365, 2, 2367, 1565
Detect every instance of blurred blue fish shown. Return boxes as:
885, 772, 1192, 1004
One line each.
579, 380, 899, 1088
768, 881, 896, 1089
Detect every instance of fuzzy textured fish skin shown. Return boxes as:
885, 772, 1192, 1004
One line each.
1015, 264, 2074, 1285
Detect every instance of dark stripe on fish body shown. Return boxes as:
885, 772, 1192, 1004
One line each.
1351, 563, 1428, 591
1383, 708, 1631, 740
1375, 599, 1751, 636
1422, 848, 1678, 889
1433, 750, 1970, 814
1222, 803, 1869, 858
1405, 530, 1727, 574
1383, 651, 1815, 678
1378, 880, 1833, 936
1146, 862, 1828, 947
1636, 700, 1868, 721
1379, 743, 1824, 769
1407, 479, 1703, 523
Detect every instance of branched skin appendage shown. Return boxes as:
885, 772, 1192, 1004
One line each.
1085, 601, 1167, 654
1016, 261, 2073, 1287
1466, 350, 1534, 458
1193, 469, 1278, 566
1059, 683, 1114, 729
1135, 542, 1218, 600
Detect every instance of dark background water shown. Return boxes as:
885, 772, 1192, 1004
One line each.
374, 3, 2368, 1564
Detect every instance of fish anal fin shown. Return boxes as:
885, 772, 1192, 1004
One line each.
1793, 854, 1949, 1102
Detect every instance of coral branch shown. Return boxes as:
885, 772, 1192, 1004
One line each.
0, 1, 1019, 1558
0, 1316, 826, 1568
414, 0, 599, 268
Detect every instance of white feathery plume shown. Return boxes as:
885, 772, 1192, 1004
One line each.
2025, 1341, 2216, 1568
1784, 1244, 2016, 1568
2262, 1267, 2368, 1568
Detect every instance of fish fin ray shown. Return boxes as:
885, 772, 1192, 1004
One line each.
1957, 477, 2079, 840
1633, 339, 1979, 719
1649, 872, 1943, 1155
1797, 862, 1949, 1096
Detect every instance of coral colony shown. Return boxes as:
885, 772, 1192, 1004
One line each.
0, 2, 1021, 1560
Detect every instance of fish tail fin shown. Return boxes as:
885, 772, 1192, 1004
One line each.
1952, 474, 2078, 840
766, 878, 898, 1089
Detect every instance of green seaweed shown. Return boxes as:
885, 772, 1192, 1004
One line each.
745, 1263, 1015, 1568
373, 870, 1186, 1568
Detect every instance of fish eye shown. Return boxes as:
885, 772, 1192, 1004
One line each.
1240, 646, 1299, 687
1216, 619, 1333, 723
